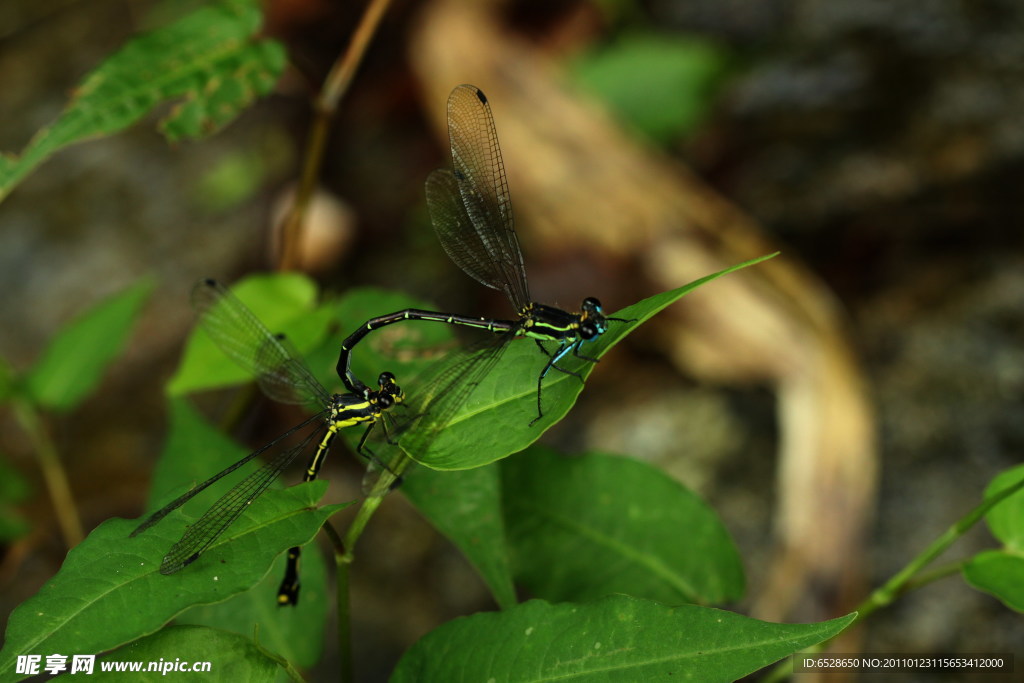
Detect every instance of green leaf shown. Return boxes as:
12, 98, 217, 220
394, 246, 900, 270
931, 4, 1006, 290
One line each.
25, 279, 153, 413
572, 32, 732, 143
0, 482, 345, 674
405, 254, 777, 470
391, 595, 855, 682
94, 625, 281, 681
0, 0, 286, 202
502, 448, 744, 605
176, 549, 329, 668
983, 464, 1024, 551
963, 550, 1024, 613
402, 464, 517, 609
168, 273, 328, 396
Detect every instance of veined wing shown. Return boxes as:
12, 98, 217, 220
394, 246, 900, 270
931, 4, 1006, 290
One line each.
398, 329, 517, 463
191, 279, 330, 408
158, 417, 325, 574
436, 84, 530, 311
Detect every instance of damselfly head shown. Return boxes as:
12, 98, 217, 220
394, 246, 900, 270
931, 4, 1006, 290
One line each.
376, 371, 405, 406
578, 320, 599, 340
581, 297, 604, 314
579, 297, 609, 339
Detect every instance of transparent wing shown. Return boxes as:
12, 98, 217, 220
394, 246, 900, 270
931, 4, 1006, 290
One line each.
426, 169, 506, 298
432, 84, 530, 311
131, 412, 325, 539
158, 418, 325, 574
398, 330, 516, 462
191, 279, 330, 408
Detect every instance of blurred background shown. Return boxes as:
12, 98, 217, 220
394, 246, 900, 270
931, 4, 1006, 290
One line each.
1, 0, 1023, 680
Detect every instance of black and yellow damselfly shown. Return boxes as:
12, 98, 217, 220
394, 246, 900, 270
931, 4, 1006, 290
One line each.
131, 279, 403, 606
337, 84, 630, 424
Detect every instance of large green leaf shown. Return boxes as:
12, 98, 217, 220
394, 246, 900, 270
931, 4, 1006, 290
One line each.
403, 254, 777, 470
25, 279, 153, 413
168, 273, 329, 396
0, 482, 345, 676
401, 464, 516, 609
93, 625, 282, 681
391, 595, 855, 682
0, 0, 285, 202
502, 448, 744, 605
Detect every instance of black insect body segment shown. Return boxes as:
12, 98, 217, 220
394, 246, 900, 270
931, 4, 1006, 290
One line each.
131, 279, 403, 606
336, 84, 629, 424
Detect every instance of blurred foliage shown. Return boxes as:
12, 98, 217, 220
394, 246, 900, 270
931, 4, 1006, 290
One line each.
571, 31, 732, 144
26, 280, 154, 413
0, 457, 31, 542
0, 281, 152, 544
0, 0, 285, 203
191, 131, 295, 213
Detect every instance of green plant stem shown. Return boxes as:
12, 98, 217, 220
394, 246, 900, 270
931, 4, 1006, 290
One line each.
12, 396, 83, 546
334, 455, 410, 682
900, 559, 964, 593
278, 0, 394, 270
853, 476, 1024, 622
763, 475, 1024, 683
336, 549, 353, 683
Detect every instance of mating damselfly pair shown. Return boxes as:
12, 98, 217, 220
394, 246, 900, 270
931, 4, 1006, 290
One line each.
132, 85, 631, 605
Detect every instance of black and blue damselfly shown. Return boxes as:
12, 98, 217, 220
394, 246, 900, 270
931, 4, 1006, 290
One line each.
131, 279, 404, 606
337, 84, 631, 425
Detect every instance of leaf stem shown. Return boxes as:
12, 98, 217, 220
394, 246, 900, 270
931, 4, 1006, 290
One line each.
336, 546, 353, 683
334, 454, 409, 682
12, 395, 83, 546
278, 0, 394, 270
